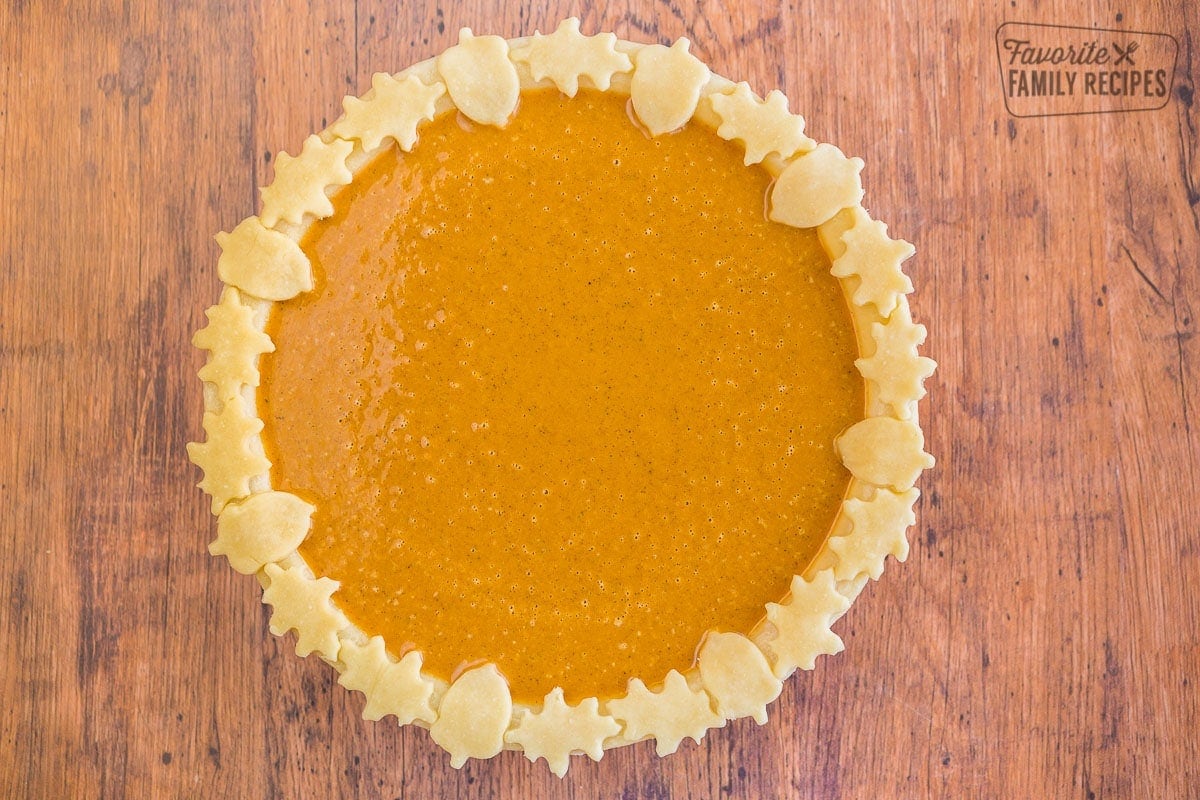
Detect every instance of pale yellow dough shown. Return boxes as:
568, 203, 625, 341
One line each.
337, 635, 436, 726
505, 687, 622, 777
709, 82, 816, 165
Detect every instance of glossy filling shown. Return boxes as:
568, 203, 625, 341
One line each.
260, 90, 862, 705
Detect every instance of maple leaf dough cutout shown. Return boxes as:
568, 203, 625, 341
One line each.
631, 38, 711, 136
193, 287, 274, 402
329, 72, 446, 153
510, 17, 632, 97
429, 664, 513, 768
261, 562, 348, 660
696, 632, 782, 724
769, 143, 864, 229
831, 208, 916, 317
856, 305, 936, 419
211, 490, 313, 575
259, 134, 353, 229
709, 82, 816, 165
186, 394, 270, 514
759, 570, 851, 678
828, 488, 920, 581
336, 636, 435, 726
215, 216, 312, 301
606, 670, 724, 756
505, 687, 621, 776
837, 417, 934, 491
437, 29, 520, 127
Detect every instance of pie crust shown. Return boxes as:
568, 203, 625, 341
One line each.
188, 19, 935, 775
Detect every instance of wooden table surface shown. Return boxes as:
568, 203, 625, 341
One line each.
3, 1, 1197, 797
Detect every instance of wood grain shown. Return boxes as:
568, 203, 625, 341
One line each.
2, 1, 1197, 797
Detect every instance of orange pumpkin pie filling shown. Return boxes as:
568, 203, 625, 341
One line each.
189, 20, 935, 775
260, 89, 862, 705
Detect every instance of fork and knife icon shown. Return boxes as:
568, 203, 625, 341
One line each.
1112, 40, 1139, 65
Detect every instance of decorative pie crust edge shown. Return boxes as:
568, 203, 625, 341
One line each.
187, 19, 935, 776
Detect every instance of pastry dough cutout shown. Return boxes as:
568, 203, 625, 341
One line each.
262, 562, 348, 660
606, 670, 724, 756
696, 632, 782, 724
186, 394, 271, 514
630, 39, 711, 136
194, 287, 275, 402
215, 217, 313, 301
337, 635, 436, 725
429, 664, 513, 768
709, 82, 816, 165
211, 490, 314, 575
329, 72, 446, 153
831, 207, 915, 316
759, 571, 851, 678
259, 134, 354, 229
437, 29, 520, 127
510, 18, 633, 97
828, 488, 920, 581
837, 417, 934, 491
856, 305, 936, 419
505, 687, 621, 776
769, 143, 864, 229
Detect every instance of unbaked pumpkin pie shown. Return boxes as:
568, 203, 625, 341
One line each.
188, 19, 935, 775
